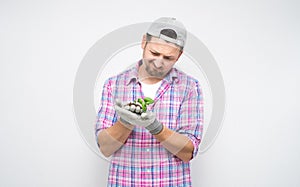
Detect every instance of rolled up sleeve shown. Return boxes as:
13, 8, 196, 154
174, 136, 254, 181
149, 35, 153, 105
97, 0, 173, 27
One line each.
95, 78, 117, 146
177, 81, 204, 159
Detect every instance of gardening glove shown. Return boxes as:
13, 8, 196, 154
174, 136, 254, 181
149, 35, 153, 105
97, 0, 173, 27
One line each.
114, 99, 163, 134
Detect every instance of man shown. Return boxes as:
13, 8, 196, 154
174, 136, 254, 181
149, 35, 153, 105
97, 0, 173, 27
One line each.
95, 17, 203, 186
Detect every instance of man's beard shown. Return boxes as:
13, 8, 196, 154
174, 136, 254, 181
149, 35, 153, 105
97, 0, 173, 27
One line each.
144, 59, 167, 78
145, 65, 164, 77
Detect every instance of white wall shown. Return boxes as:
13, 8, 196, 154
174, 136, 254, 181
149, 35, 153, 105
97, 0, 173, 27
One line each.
1, 0, 299, 186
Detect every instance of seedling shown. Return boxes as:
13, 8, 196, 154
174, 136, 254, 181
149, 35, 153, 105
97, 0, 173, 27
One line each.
124, 97, 154, 114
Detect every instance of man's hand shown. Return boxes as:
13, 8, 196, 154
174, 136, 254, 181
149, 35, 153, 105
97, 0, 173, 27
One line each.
114, 99, 163, 134
114, 99, 155, 127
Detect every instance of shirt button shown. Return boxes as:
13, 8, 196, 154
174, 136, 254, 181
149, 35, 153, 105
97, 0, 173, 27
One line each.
146, 149, 150, 152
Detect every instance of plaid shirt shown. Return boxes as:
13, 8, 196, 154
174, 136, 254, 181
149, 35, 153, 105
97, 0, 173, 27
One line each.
95, 60, 204, 187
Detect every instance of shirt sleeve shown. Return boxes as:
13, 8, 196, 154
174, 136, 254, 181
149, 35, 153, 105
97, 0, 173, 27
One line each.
95, 78, 117, 146
176, 80, 204, 159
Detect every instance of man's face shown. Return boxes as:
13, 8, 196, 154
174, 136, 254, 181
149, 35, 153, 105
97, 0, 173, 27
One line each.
141, 36, 182, 79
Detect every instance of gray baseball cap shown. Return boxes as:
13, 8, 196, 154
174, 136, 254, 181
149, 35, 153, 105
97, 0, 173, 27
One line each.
147, 17, 187, 48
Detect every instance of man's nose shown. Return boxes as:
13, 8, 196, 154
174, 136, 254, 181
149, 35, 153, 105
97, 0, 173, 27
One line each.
153, 58, 164, 68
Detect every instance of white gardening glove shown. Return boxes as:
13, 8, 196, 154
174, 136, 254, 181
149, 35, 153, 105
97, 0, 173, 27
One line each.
114, 99, 163, 134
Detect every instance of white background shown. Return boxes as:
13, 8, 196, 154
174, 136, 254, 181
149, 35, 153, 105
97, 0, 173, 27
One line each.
1, 0, 299, 186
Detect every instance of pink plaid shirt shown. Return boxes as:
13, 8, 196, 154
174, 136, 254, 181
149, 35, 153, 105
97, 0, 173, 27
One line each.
96, 60, 204, 186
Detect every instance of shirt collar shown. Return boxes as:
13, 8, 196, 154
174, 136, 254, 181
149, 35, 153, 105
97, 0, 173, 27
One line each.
125, 60, 141, 85
126, 59, 179, 85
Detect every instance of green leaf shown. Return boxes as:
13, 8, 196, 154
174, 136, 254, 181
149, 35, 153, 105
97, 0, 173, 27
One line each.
137, 98, 144, 105
143, 97, 154, 105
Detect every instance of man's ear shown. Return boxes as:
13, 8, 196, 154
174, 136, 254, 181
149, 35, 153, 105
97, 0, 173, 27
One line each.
176, 50, 183, 61
141, 34, 147, 49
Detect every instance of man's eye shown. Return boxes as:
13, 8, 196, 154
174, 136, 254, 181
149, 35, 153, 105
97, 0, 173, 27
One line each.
164, 56, 173, 60
151, 52, 160, 56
